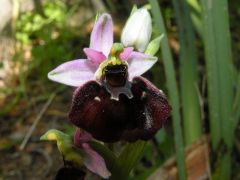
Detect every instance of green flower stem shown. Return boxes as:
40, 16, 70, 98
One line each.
118, 141, 147, 179
149, 0, 187, 179
172, 0, 202, 145
91, 141, 147, 179
200, 0, 234, 178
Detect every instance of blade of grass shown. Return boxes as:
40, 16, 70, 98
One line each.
149, 0, 187, 179
187, 0, 203, 37
233, 72, 240, 131
214, 0, 234, 149
200, 0, 220, 150
201, 0, 234, 150
172, 0, 202, 145
200, 0, 234, 178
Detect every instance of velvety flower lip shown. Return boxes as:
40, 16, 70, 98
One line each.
69, 76, 171, 142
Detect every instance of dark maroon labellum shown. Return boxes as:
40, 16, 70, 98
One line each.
69, 76, 171, 142
103, 64, 128, 87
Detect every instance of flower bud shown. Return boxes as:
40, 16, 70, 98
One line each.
121, 8, 152, 52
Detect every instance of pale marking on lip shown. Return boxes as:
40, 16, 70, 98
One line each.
94, 96, 101, 102
144, 106, 152, 130
141, 91, 147, 100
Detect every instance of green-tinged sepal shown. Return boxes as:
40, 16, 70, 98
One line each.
130, 5, 138, 16
145, 34, 164, 56
40, 129, 70, 142
40, 129, 83, 167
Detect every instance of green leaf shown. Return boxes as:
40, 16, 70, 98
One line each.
233, 72, 240, 128
200, 0, 234, 178
148, 0, 187, 179
172, 0, 202, 145
187, 0, 203, 37
145, 34, 164, 56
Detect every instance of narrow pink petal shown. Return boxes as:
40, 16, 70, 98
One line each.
84, 48, 107, 65
126, 51, 158, 80
120, 47, 134, 60
74, 128, 93, 146
82, 143, 111, 179
48, 59, 96, 87
90, 13, 113, 57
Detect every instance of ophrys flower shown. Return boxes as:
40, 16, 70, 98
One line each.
48, 8, 171, 142
40, 129, 111, 179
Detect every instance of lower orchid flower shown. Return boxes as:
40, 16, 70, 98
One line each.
48, 8, 171, 142
40, 129, 111, 179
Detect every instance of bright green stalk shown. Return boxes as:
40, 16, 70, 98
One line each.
200, 0, 234, 178
149, 0, 187, 179
172, 0, 202, 145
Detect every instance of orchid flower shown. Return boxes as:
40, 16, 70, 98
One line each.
48, 8, 171, 142
40, 129, 111, 179
48, 12, 157, 100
